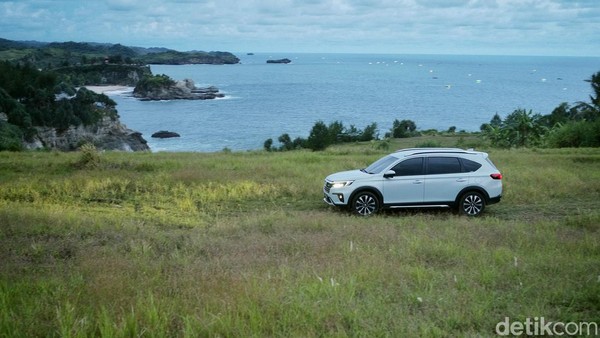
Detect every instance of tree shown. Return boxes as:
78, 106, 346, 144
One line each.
391, 119, 416, 138
277, 133, 293, 151
360, 122, 378, 141
573, 71, 600, 121
307, 121, 330, 151
502, 109, 546, 147
263, 138, 273, 152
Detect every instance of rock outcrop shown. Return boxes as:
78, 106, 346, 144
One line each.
151, 130, 180, 138
266, 58, 291, 64
24, 116, 149, 151
133, 78, 224, 101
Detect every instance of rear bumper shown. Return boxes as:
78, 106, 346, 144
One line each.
488, 195, 502, 205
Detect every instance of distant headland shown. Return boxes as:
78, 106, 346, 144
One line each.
0, 38, 240, 151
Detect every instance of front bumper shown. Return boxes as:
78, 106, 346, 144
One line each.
324, 194, 335, 206
323, 181, 348, 206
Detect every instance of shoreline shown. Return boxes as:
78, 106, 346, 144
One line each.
84, 85, 132, 94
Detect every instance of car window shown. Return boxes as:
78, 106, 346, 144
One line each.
391, 158, 424, 176
427, 157, 461, 175
461, 158, 482, 172
364, 155, 398, 174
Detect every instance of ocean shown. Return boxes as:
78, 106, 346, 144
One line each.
108, 53, 600, 152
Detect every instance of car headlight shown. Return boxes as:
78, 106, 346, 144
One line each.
331, 181, 354, 189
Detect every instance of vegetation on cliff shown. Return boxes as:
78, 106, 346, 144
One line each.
0, 38, 240, 70
52, 64, 152, 86
0, 38, 239, 88
140, 50, 240, 65
0, 61, 142, 151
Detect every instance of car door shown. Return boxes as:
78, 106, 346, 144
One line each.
423, 157, 469, 203
382, 157, 425, 204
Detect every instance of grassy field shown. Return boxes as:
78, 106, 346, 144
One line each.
1, 136, 599, 337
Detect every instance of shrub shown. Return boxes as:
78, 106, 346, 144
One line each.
546, 120, 600, 148
391, 119, 417, 138
263, 138, 273, 152
75, 143, 101, 168
0, 121, 23, 151
306, 121, 330, 151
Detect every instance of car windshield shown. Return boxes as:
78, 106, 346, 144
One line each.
363, 155, 398, 174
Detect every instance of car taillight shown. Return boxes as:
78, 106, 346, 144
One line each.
490, 173, 502, 180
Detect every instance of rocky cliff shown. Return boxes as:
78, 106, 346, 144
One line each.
133, 78, 224, 101
24, 116, 149, 152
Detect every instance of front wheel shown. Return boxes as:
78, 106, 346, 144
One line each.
351, 191, 380, 216
459, 191, 485, 216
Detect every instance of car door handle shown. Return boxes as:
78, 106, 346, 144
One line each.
456, 178, 467, 182
413, 180, 423, 184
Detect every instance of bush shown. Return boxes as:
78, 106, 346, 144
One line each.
263, 138, 273, 152
75, 143, 101, 168
391, 119, 417, 138
0, 121, 23, 151
306, 121, 330, 151
546, 120, 600, 148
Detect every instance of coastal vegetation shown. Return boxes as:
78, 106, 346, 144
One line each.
0, 61, 121, 150
0, 38, 240, 70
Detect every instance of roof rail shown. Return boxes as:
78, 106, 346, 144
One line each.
394, 147, 465, 153
394, 148, 481, 157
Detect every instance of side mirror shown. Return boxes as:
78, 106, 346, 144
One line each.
383, 170, 396, 178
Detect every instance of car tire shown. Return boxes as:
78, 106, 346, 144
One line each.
459, 191, 485, 216
351, 191, 380, 216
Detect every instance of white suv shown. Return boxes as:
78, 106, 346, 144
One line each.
323, 148, 502, 216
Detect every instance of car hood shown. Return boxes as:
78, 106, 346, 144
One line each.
326, 169, 372, 182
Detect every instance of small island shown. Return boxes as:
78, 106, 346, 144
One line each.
152, 131, 180, 138
132, 75, 224, 101
266, 58, 291, 64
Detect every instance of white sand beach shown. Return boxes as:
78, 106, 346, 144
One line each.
84, 85, 132, 94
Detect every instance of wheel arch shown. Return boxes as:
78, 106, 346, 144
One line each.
349, 186, 384, 207
454, 186, 490, 206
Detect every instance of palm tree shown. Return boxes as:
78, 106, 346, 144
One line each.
575, 71, 600, 121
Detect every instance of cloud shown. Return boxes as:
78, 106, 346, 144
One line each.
0, 0, 598, 55
105, 0, 139, 11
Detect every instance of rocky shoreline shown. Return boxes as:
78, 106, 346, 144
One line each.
133, 78, 224, 101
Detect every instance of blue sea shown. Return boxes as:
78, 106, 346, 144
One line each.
108, 53, 600, 152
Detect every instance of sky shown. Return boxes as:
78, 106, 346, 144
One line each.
1, 0, 599, 56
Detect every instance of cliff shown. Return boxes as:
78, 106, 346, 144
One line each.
24, 116, 149, 152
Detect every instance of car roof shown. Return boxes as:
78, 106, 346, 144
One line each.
392, 148, 487, 158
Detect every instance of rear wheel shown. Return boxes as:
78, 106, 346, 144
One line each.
351, 191, 380, 216
459, 191, 485, 216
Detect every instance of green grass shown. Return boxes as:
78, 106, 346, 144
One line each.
1, 142, 599, 337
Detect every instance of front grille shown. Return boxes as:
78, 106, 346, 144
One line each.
324, 181, 333, 193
